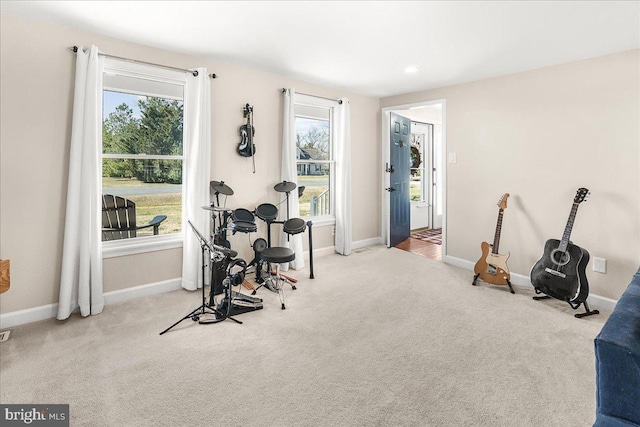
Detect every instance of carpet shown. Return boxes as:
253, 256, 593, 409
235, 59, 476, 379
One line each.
0, 245, 607, 426
411, 228, 442, 245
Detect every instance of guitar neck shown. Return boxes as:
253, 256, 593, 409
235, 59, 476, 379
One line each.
559, 203, 579, 252
492, 209, 504, 254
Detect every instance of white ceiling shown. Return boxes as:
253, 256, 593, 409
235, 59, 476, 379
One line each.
2, 1, 639, 97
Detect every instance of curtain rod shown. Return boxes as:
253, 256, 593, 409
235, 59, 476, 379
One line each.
71, 46, 217, 79
282, 88, 342, 104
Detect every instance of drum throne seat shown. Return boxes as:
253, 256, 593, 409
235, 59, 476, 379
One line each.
260, 246, 296, 310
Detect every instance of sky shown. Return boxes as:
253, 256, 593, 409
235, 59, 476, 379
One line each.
103, 90, 143, 120
295, 117, 329, 136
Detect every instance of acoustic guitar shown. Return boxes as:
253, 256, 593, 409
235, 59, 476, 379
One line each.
530, 188, 596, 317
473, 193, 514, 293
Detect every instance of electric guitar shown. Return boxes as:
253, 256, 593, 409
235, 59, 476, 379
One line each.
473, 193, 513, 292
530, 188, 590, 304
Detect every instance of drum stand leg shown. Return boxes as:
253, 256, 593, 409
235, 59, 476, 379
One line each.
251, 261, 269, 295
160, 243, 239, 335
160, 234, 242, 335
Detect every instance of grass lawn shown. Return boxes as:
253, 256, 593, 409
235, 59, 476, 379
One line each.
102, 176, 330, 234
103, 177, 182, 236
130, 193, 182, 235
299, 185, 329, 217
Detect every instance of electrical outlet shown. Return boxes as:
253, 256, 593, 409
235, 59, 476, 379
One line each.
0, 330, 10, 343
332, 226, 335, 236
593, 257, 607, 274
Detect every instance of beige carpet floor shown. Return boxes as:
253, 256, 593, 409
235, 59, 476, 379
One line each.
0, 245, 607, 426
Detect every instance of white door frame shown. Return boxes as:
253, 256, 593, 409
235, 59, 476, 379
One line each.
380, 99, 447, 257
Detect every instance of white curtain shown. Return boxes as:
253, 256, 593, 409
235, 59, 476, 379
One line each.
281, 88, 305, 270
334, 98, 352, 255
181, 68, 212, 290
58, 45, 104, 320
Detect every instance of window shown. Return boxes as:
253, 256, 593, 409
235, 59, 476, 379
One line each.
294, 98, 335, 221
102, 59, 186, 250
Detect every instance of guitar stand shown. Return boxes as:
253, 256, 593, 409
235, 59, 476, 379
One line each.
532, 292, 599, 318
472, 273, 515, 294
570, 300, 599, 318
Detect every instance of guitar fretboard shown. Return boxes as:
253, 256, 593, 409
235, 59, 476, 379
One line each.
559, 203, 580, 252
492, 209, 504, 254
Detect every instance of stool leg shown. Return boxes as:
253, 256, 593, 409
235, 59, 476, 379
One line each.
275, 264, 286, 310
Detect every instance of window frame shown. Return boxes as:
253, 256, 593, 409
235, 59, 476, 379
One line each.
294, 94, 337, 227
101, 59, 187, 258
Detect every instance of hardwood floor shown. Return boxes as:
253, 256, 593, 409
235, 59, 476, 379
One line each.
395, 237, 442, 261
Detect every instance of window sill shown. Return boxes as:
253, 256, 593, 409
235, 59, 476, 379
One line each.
102, 234, 183, 258
303, 216, 336, 228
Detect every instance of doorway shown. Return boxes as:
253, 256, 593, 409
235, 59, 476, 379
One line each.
381, 100, 445, 261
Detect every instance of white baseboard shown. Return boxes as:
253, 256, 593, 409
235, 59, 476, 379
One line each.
0, 278, 183, 329
8, 244, 616, 328
442, 255, 617, 312
0, 303, 59, 330
303, 237, 384, 259
0, 238, 385, 329
352, 237, 383, 250
304, 246, 335, 259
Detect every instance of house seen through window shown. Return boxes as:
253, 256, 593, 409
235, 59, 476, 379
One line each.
295, 102, 333, 219
102, 60, 185, 242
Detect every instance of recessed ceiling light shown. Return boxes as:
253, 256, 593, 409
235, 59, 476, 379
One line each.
404, 66, 418, 74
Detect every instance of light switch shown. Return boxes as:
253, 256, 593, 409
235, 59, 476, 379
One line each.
448, 152, 457, 164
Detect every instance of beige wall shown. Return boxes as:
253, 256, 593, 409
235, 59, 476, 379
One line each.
0, 13, 381, 313
2, 12, 636, 316
382, 50, 640, 301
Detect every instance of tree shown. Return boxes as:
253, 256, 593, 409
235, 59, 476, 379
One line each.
134, 97, 183, 183
102, 96, 184, 183
102, 103, 139, 178
296, 123, 329, 160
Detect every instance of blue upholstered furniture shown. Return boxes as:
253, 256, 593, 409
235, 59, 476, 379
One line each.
594, 267, 640, 427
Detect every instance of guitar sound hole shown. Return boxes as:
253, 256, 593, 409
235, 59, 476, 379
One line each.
551, 249, 570, 266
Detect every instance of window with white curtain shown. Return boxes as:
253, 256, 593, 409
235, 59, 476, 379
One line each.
294, 95, 337, 223
101, 59, 186, 255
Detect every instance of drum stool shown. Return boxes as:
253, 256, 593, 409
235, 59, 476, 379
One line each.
258, 246, 296, 310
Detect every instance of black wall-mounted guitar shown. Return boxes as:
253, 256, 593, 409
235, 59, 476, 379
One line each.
238, 103, 256, 173
530, 187, 598, 318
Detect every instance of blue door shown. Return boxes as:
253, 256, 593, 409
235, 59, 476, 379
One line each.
389, 113, 411, 247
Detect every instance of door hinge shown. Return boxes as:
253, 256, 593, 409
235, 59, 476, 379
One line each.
385, 187, 396, 192
385, 163, 395, 173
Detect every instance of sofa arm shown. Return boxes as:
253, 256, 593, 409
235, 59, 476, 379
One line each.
594, 269, 640, 427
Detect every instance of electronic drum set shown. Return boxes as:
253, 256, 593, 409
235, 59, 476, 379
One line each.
159, 179, 314, 335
